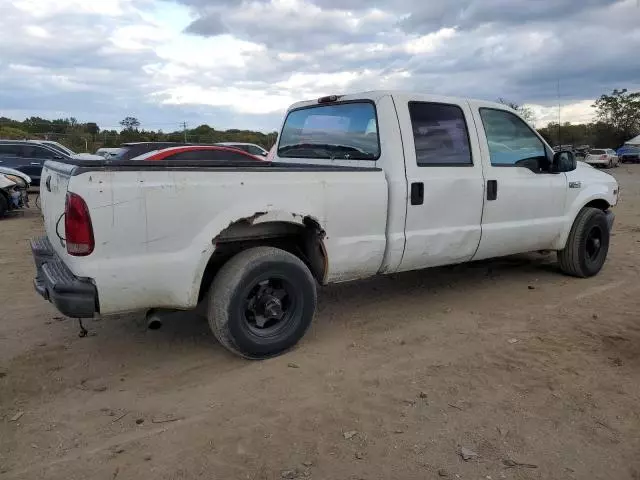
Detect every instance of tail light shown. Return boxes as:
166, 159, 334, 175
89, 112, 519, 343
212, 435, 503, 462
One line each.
600, 155, 607, 160
65, 192, 94, 256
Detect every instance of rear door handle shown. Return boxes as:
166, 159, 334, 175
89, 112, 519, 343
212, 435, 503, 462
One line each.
410, 182, 424, 205
487, 180, 498, 201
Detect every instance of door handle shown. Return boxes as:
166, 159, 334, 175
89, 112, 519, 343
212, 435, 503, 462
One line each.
487, 180, 498, 201
410, 182, 424, 205
30, 162, 41, 165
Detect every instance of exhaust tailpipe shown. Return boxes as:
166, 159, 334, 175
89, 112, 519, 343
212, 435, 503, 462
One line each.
146, 309, 163, 330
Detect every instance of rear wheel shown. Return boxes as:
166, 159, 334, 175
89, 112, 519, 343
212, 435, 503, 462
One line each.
558, 207, 610, 278
207, 246, 317, 359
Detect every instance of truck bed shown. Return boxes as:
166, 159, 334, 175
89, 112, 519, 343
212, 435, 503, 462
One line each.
38, 159, 389, 315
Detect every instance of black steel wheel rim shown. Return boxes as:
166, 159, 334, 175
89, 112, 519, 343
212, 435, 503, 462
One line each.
242, 275, 301, 338
586, 225, 603, 261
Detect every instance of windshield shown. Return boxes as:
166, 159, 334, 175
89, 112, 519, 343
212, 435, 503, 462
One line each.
278, 102, 380, 160
589, 149, 606, 154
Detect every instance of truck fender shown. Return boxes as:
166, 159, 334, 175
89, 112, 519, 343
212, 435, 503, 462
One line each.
554, 189, 613, 250
188, 203, 327, 306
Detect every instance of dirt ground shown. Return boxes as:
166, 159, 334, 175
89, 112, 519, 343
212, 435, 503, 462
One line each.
1, 167, 640, 480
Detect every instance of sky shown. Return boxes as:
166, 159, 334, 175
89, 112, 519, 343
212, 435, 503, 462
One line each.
1, 0, 639, 132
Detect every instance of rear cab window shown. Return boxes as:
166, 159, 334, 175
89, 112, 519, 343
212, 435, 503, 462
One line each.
278, 101, 380, 160
408, 102, 473, 166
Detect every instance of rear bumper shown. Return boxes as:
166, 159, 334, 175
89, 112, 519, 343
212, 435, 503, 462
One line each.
31, 236, 98, 318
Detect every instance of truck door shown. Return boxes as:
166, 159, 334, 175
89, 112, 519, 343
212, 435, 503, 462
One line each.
469, 102, 567, 260
394, 95, 485, 272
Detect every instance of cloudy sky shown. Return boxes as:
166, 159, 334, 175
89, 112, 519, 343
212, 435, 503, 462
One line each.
1, 0, 639, 132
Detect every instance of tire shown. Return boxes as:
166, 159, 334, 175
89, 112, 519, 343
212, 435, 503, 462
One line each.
557, 207, 610, 278
207, 246, 317, 359
607, 160, 612, 168
0, 193, 8, 217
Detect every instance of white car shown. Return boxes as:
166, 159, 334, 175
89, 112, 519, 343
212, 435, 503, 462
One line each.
95, 147, 126, 159
585, 149, 619, 168
30, 140, 104, 160
31, 91, 618, 359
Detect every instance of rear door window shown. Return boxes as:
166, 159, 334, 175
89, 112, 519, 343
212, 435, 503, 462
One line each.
408, 102, 472, 166
22, 146, 56, 159
0, 145, 24, 156
278, 102, 379, 160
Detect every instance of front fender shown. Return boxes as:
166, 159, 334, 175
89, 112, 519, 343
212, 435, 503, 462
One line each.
554, 187, 616, 250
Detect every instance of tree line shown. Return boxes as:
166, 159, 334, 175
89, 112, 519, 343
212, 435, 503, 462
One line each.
1, 89, 638, 153
502, 88, 640, 148
0, 116, 278, 153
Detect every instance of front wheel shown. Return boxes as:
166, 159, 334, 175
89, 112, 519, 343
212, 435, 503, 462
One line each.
207, 246, 317, 359
557, 207, 610, 278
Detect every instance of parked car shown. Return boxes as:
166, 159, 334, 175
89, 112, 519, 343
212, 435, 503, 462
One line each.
0, 167, 30, 216
95, 147, 126, 159
0, 140, 70, 186
31, 91, 618, 359
110, 142, 186, 161
30, 140, 104, 160
575, 145, 590, 158
585, 148, 619, 168
617, 145, 640, 163
215, 142, 268, 157
132, 145, 265, 162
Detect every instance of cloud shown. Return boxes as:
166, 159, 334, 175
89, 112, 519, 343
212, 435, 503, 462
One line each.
1, 0, 640, 132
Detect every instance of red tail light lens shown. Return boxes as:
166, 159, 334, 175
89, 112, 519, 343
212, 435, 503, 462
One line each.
65, 192, 94, 256
601, 155, 607, 159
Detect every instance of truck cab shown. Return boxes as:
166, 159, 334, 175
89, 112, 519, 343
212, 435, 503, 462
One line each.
275, 92, 617, 271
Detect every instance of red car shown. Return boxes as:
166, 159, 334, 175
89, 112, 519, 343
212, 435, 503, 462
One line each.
132, 145, 266, 162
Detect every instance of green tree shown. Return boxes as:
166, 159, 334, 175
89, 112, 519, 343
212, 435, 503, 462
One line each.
592, 89, 640, 144
497, 98, 535, 124
119, 116, 141, 131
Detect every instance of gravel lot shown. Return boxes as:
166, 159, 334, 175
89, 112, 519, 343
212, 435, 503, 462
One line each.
1, 166, 639, 480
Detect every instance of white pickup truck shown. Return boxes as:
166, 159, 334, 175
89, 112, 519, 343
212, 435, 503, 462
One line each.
32, 91, 619, 359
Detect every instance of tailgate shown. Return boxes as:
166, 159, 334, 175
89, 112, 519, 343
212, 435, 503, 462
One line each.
40, 161, 74, 258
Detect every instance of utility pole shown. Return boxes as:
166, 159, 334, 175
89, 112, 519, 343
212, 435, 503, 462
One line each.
557, 78, 561, 146
182, 122, 188, 143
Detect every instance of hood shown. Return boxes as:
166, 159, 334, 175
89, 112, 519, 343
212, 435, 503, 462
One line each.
0, 166, 31, 184
71, 153, 105, 160
570, 159, 617, 187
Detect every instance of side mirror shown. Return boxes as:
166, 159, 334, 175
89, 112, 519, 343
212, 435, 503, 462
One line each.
553, 150, 576, 173
53, 154, 63, 159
